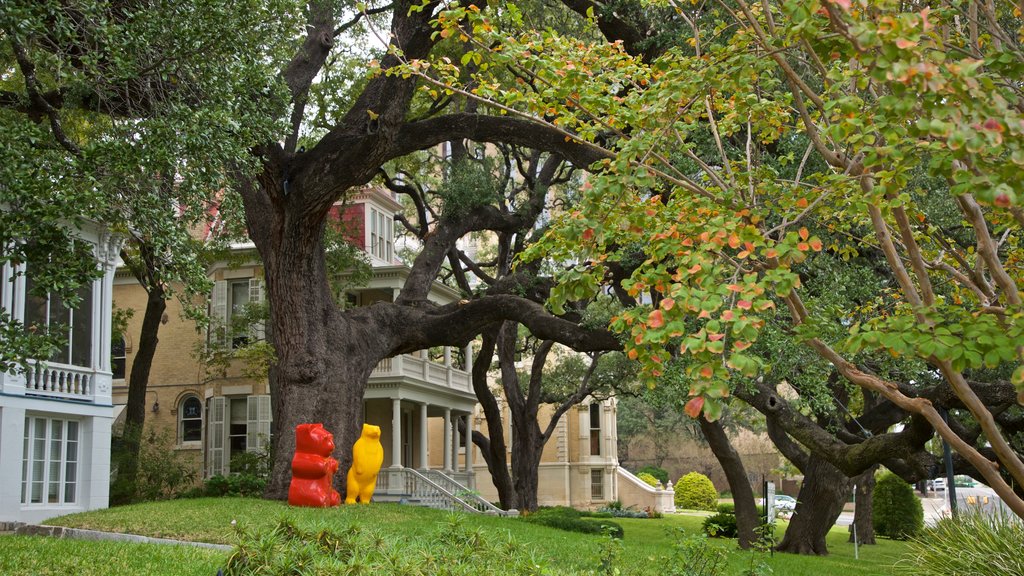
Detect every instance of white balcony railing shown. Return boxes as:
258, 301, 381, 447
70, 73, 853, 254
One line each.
371, 354, 471, 393
23, 362, 95, 402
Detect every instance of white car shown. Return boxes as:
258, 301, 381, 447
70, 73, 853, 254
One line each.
774, 494, 797, 515
932, 478, 947, 491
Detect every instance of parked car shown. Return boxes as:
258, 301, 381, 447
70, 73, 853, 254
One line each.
774, 494, 797, 515
932, 478, 947, 491
954, 475, 977, 488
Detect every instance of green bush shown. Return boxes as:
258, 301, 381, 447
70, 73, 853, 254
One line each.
637, 466, 670, 485
523, 507, 624, 539
873, 472, 924, 539
702, 512, 738, 538
894, 511, 1024, 576
675, 472, 718, 511
637, 472, 661, 487
202, 450, 270, 498
716, 502, 735, 514
110, 429, 197, 504
664, 530, 728, 576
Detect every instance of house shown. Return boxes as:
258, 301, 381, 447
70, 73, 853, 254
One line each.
0, 222, 122, 523
112, 186, 670, 512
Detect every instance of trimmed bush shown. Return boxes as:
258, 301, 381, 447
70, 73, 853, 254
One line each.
523, 507, 624, 538
873, 472, 924, 539
702, 512, 738, 538
716, 502, 735, 514
674, 472, 718, 511
637, 472, 661, 487
894, 511, 1024, 576
637, 466, 670, 485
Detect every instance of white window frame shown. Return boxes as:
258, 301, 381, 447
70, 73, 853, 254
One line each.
178, 395, 203, 447
23, 270, 96, 368
21, 416, 80, 506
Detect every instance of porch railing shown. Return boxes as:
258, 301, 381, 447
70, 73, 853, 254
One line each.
23, 362, 94, 402
370, 354, 471, 392
424, 470, 512, 515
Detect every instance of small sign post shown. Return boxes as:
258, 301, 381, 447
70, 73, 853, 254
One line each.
763, 479, 776, 557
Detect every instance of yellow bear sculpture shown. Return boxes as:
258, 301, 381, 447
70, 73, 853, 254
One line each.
346, 423, 384, 504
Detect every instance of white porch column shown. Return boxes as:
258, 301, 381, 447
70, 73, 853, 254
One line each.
464, 345, 473, 373
464, 414, 473, 470
443, 346, 452, 367
418, 402, 429, 470
444, 346, 453, 387
442, 408, 452, 472
391, 398, 402, 468
452, 414, 461, 472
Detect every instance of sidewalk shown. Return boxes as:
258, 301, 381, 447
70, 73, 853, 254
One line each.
6, 523, 231, 551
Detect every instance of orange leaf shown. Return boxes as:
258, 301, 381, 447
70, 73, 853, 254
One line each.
809, 238, 823, 251
684, 397, 705, 418
708, 333, 725, 342
733, 341, 752, 351
796, 197, 809, 208
737, 300, 752, 310
699, 365, 714, 379
765, 248, 778, 258
661, 298, 676, 311
722, 310, 735, 321
798, 242, 809, 251
728, 234, 740, 249
582, 228, 594, 241
799, 227, 809, 241
688, 264, 702, 274
627, 348, 638, 360
648, 309, 665, 328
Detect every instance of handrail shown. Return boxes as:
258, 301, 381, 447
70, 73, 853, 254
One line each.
424, 470, 513, 516
398, 468, 481, 514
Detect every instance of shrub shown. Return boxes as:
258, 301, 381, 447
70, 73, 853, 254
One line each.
597, 505, 652, 519
716, 503, 735, 514
664, 530, 728, 576
702, 512, 738, 538
203, 450, 270, 498
873, 472, 924, 539
675, 472, 718, 511
894, 511, 1024, 576
111, 429, 198, 504
523, 507, 624, 538
637, 466, 670, 485
637, 472, 661, 487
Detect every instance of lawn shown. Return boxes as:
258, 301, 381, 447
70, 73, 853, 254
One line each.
0, 498, 908, 575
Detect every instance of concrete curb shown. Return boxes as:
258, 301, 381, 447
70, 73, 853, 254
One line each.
13, 524, 233, 551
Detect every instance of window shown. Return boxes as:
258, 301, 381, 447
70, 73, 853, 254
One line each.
112, 337, 126, 379
228, 280, 250, 348
229, 398, 247, 459
24, 272, 94, 367
179, 396, 203, 444
369, 207, 393, 262
589, 403, 602, 456
21, 416, 79, 505
591, 469, 604, 500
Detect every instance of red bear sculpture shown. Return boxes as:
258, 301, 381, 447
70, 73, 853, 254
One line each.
287, 423, 341, 507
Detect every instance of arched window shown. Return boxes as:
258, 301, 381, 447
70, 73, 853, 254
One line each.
112, 337, 126, 379
179, 396, 203, 444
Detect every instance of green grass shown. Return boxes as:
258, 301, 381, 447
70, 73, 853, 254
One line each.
8, 498, 908, 575
0, 535, 223, 576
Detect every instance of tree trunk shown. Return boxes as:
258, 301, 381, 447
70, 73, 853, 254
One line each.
111, 287, 166, 505
700, 417, 759, 549
256, 202, 384, 500
510, 419, 544, 512
849, 465, 877, 545
776, 454, 850, 555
